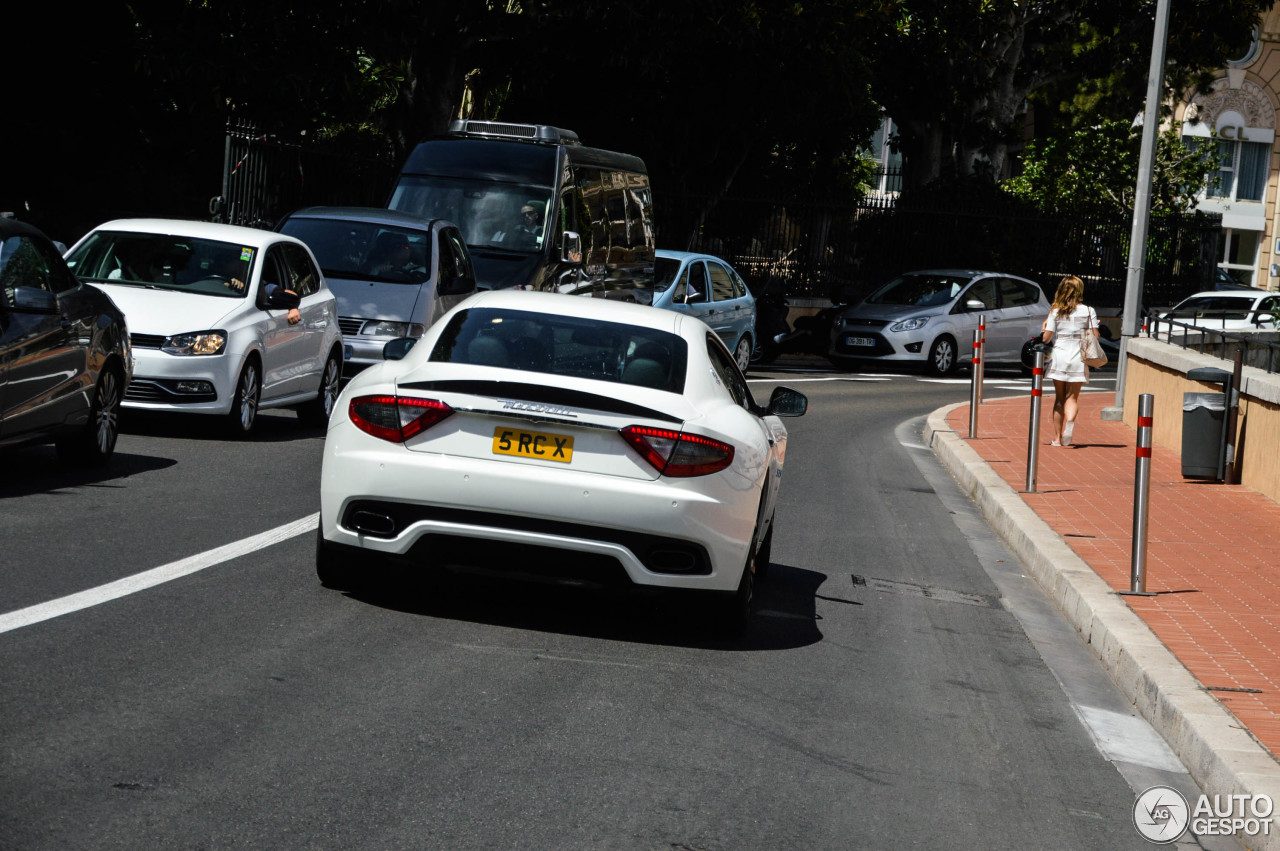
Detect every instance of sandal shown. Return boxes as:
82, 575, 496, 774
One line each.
1062, 422, 1075, 446
1050, 440, 1062, 447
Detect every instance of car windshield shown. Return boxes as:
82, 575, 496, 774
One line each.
389, 176, 552, 252
865, 273, 972, 307
65, 231, 253, 298
430, 307, 688, 394
653, 257, 683, 291
279, 219, 430, 285
1168, 296, 1255, 320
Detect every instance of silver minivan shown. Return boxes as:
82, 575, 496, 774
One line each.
827, 269, 1049, 374
276, 207, 477, 378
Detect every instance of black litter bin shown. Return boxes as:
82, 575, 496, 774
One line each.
1182, 391, 1226, 478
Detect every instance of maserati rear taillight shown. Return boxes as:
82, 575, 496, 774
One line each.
620, 425, 734, 477
350, 395, 453, 443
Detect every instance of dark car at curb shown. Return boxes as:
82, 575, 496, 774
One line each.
0, 217, 131, 465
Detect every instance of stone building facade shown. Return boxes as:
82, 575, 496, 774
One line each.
1177, 5, 1280, 289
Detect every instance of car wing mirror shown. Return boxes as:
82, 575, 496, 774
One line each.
439, 273, 476, 297
383, 337, 417, 361
561, 231, 582, 264
263, 286, 301, 310
11, 286, 59, 314
964, 298, 986, 311
766, 385, 808, 417
1255, 312, 1275, 325
685, 287, 705, 304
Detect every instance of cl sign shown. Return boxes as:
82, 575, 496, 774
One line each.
1220, 125, 1250, 140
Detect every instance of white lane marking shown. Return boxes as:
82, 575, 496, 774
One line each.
747, 376, 890, 384
1073, 705, 1186, 772
0, 513, 319, 635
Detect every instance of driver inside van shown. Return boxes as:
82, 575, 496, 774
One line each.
492, 202, 543, 244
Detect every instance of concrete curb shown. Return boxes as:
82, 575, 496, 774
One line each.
925, 402, 1280, 849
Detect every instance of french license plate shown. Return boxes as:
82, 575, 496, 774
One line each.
492, 426, 574, 463
844, 336, 875, 347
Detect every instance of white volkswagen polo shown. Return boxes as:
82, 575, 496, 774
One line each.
64, 219, 344, 436
317, 289, 807, 633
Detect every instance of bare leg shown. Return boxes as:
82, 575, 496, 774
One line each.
1061, 380, 1083, 445
1051, 379, 1068, 444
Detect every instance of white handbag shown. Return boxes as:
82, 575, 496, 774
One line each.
1081, 313, 1107, 368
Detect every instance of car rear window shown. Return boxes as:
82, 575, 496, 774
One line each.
1169, 296, 1253, 320
429, 307, 688, 393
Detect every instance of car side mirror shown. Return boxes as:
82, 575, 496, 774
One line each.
1255, 312, 1275, 326
561, 231, 582, 264
263, 286, 301, 310
439, 273, 476, 297
12, 286, 59, 314
766, 385, 807, 417
964, 298, 986, 311
686, 287, 706, 304
383, 338, 417, 361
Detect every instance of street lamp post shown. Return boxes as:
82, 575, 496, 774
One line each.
1103, 0, 1172, 422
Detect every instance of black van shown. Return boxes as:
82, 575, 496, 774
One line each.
386, 120, 654, 298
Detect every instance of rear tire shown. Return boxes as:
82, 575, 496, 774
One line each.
315, 526, 359, 590
299, 348, 341, 426
750, 341, 779, 366
56, 366, 122, 466
755, 519, 774, 580
712, 537, 756, 637
734, 336, 753, 372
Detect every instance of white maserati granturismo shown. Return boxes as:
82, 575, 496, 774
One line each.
316, 289, 806, 634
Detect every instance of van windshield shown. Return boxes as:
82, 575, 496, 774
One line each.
390, 177, 552, 253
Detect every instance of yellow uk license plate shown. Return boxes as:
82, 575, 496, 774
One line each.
492, 426, 574, 463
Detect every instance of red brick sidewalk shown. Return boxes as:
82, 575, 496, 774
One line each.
947, 389, 1280, 757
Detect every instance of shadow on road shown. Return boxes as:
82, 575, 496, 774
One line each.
344, 561, 828, 651
120, 409, 326, 443
0, 447, 176, 499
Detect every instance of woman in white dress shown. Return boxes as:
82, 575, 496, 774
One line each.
1041, 275, 1099, 446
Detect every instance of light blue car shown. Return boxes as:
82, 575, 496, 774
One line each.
652, 250, 757, 371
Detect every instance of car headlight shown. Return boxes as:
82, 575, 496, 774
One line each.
360, 321, 427, 338
161, 330, 227, 355
889, 317, 930, 333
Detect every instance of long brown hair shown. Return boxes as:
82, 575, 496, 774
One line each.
1051, 275, 1085, 318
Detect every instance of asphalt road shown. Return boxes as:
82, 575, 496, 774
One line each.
0, 361, 1203, 850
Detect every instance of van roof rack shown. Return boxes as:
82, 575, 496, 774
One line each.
448, 120, 580, 146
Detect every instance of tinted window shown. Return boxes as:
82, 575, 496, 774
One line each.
65, 231, 253, 299
429, 307, 688, 393
706, 333, 752, 409
654, 257, 683, 290
866, 273, 970, 307
0, 235, 57, 304
281, 219, 432, 286
1169, 296, 1252, 320
998, 277, 1039, 307
281, 243, 321, 296
962, 279, 997, 311
709, 263, 736, 302
686, 262, 709, 303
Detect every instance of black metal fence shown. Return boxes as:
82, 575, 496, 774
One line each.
657, 190, 1223, 309
213, 121, 1222, 310
211, 119, 397, 230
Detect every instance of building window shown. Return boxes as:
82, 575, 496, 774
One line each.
1205, 139, 1270, 202
1221, 228, 1260, 287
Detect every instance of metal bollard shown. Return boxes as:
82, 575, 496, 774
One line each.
968, 328, 982, 438
1021, 350, 1044, 493
977, 315, 987, 405
1122, 393, 1156, 596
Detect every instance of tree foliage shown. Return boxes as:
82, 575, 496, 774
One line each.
1002, 119, 1220, 216
867, 0, 1267, 189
